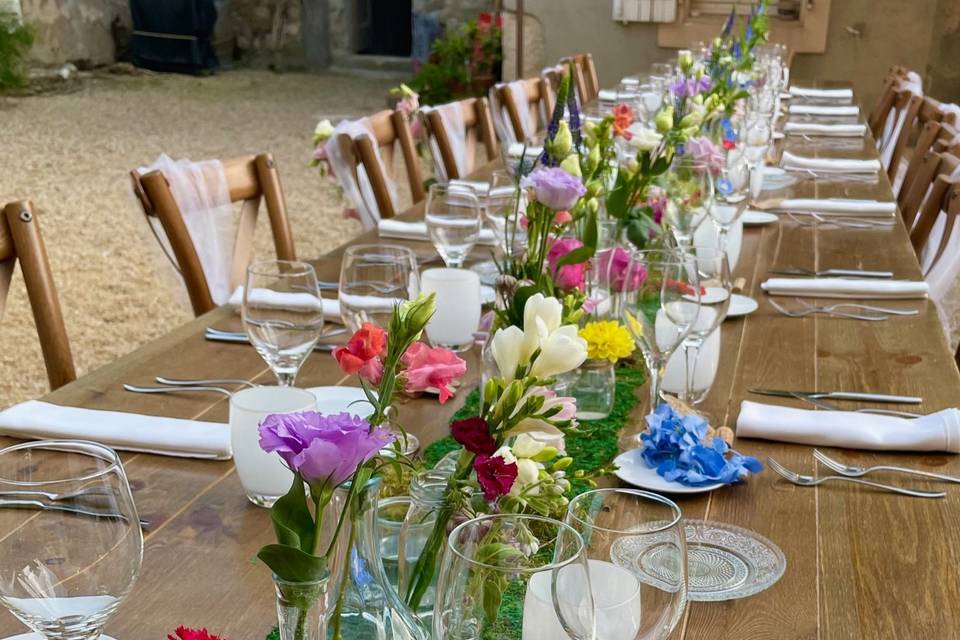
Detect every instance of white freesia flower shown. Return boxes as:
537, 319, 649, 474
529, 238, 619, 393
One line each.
490, 325, 526, 381
523, 293, 562, 335
629, 126, 663, 152
511, 433, 548, 458
490, 293, 586, 380
511, 458, 542, 496
530, 325, 588, 379
314, 119, 335, 140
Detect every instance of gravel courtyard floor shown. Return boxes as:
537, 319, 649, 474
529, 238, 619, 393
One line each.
0, 69, 399, 405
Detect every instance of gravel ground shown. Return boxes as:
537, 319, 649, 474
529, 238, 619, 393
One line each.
0, 69, 404, 406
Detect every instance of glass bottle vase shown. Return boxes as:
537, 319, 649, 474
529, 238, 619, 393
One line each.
274, 575, 329, 640
567, 359, 617, 420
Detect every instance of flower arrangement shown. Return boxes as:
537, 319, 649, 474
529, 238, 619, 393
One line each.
641, 402, 762, 487
168, 629, 226, 640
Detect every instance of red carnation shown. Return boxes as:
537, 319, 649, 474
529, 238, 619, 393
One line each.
168, 628, 226, 640
333, 322, 387, 383
474, 454, 518, 500
451, 417, 496, 456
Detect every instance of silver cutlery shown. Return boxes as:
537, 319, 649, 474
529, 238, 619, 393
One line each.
155, 376, 257, 388
0, 498, 151, 528
784, 212, 897, 230
813, 449, 960, 484
783, 168, 879, 184
749, 388, 922, 404
769, 267, 893, 279
788, 392, 923, 418
766, 457, 946, 498
204, 329, 337, 351
768, 298, 889, 321
793, 299, 918, 316
207, 326, 347, 339
123, 383, 233, 397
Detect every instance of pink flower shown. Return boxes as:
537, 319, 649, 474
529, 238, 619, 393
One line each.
597, 247, 646, 292
685, 136, 725, 174
400, 342, 467, 404
519, 215, 529, 230
553, 210, 573, 225
547, 237, 587, 291
530, 387, 577, 422
312, 146, 328, 161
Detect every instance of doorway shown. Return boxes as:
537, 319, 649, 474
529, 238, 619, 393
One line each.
355, 0, 412, 56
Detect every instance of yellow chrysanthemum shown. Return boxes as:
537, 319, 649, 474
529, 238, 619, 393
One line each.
579, 321, 635, 363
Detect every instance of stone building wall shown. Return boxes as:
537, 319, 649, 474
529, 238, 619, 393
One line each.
19, 0, 129, 67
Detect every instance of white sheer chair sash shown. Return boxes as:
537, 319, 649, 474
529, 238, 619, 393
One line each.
324, 118, 398, 231
424, 102, 469, 181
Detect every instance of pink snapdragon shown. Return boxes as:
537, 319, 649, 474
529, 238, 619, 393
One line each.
400, 342, 467, 404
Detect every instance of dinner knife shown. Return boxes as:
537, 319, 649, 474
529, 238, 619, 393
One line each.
748, 388, 922, 404
768, 268, 893, 279
204, 329, 337, 352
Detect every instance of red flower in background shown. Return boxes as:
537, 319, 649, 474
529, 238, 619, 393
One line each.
168, 628, 225, 640
333, 322, 387, 384
612, 103, 635, 140
478, 12, 503, 29
474, 453, 518, 500
451, 417, 496, 456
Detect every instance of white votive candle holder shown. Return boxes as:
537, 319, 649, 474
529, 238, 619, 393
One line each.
420, 268, 481, 352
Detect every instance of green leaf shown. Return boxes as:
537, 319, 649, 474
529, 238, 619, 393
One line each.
554, 245, 592, 268
626, 220, 648, 249
257, 544, 328, 583
270, 474, 316, 552
482, 577, 504, 625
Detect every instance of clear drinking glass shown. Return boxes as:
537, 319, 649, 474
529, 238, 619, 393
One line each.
425, 183, 482, 268
243, 260, 325, 387
338, 244, 420, 332
657, 157, 714, 248
565, 489, 687, 640
0, 440, 143, 640
434, 514, 596, 640
230, 386, 317, 507
420, 268, 481, 352
709, 151, 752, 254
621, 249, 701, 413
678, 247, 731, 406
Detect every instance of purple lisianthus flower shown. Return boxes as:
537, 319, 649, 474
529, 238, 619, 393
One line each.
259, 411, 394, 492
522, 166, 586, 211
684, 136, 725, 174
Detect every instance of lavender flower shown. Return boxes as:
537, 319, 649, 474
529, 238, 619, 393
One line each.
521, 166, 586, 211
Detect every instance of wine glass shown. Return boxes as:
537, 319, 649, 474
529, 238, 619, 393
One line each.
743, 110, 771, 168
0, 440, 143, 639
487, 171, 527, 259
565, 489, 687, 640
656, 157, 714, 249
434, 514, 596, 640
338, 244, 419, 332
621, 249, 701, 413
243, 260, 325, 387
425, 183, 482, 268
709, 151, 752, 254
677, 246, 731, 405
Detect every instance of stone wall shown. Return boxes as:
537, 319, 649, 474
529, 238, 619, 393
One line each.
20, 0, 129, 67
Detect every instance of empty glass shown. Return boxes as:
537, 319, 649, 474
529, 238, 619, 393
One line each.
621, 249, 701, 412
243, 260, 325, 386
425, 183, 482, 268
565, 489, 687, 640
0, 440, 142, 639
709, 151, 752, 254
434, 514, 596, 640
338, 244, 420, 332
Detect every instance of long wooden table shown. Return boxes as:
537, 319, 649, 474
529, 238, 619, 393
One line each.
5, 102, 960, 639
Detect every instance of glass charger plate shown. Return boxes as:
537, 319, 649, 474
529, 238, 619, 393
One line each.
611, 519, 786, 602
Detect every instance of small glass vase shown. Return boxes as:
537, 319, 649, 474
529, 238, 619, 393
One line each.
396, 469, 448, 624
567, 359, 616, 420
274, 575, 330, 640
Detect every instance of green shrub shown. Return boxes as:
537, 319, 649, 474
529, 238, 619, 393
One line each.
0, 10, 33, 89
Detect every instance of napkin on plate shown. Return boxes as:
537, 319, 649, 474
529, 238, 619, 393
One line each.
788, 86, 854, 102
780, 151, 881, 174
227, 287, 341, 322
783, 122, 866, 137
0, 400, 232, 459
377, 219, 497, 245
761, 198, 896, 215
787, 104, 859, 117
736, 400, 960, 452
761, 278, 929, 299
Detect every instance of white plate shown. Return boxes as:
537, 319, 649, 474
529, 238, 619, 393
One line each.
3, 636, 117, 640
727, 294, 759, 317
614, 448, 724, 494
742, 210, 779, 226
307, 386, 373, 416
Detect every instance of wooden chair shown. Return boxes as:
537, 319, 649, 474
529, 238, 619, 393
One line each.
867, 66, 911, 136
560, 53, 600, 103
900, 148, 960, 230
898, 116, 958, 212
493, 78, 547, 143
877, 87, 923, 179
130, 153, 296, 316
909, 155, 960, 259
340, 109, 426, 221
0, 201, 76, 390
422, 97, 498, 181
540, 64, 568, 119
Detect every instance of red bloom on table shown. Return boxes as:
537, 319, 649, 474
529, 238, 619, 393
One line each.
474, 449, 518, 500
451, 416, 497, 456
612, 103, 635, 140
333, 322, 387, 384
400, 342, 467, 404
168, 628, 226, 640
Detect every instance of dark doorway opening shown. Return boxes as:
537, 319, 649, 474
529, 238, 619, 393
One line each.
356, 0, 412, 56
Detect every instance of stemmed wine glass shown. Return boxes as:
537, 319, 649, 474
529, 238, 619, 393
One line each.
677, 246, 732, 406
657, 157, 714, 248
621, 249, 701, 414
0, 440, 143, 640
243, 260, 325, 387
433, 514, 596, 640
565, 489, 687, 640
709, 152, 752, 254
425, 183, 482, 268
338, 244, 420, 332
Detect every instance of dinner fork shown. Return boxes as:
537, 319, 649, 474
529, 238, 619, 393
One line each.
789, 392, 923, 419
766, 457, 946, 498
768, 298, 889, 321
793, 299, 919, 317
155, 376, 257, 388
123, 384, 233, 397
784, 212, 896, 230
813, 449, 960, 484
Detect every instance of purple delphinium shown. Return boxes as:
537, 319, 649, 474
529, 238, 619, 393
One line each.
259, 411, 394, 492
521, 166, 586, 211
670, 75, 712, 100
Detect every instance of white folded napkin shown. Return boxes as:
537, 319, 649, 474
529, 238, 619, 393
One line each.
506, 143, 544, 159
737, 400, 960, 452
227, 287, 341, 323
0, 400, 232, 459
761, 278, 929, 299
765, 198, 896, 215
377, 219, 497, 245
598, 89, 618, 102
783, 122, 866, 137
788, 86, 854, 102
788, 104, 859, 117
780, 151, 881, 174
448, 179, 490, 196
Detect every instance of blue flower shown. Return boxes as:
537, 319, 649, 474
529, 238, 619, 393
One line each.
732, 41, 743, 61
722, 9, 736, 37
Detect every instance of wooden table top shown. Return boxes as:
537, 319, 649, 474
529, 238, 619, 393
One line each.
5, 103, 960, 639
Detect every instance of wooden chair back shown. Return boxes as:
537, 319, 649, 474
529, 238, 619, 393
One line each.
540, 64, 568, 119
346, 109, 426, 220
494, 78, 546, 142
422, 97, 498, 180
900, 148, 960, 229
882, 88, 923, 181
0, 201, 76, 390
868, 66, 911, 136
560, 53, 599, 103
898, 110, 958, 208
909, 155, 960, 261
130, 153, 296, 316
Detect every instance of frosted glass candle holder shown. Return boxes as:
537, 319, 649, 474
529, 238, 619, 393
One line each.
421, 268, 481, 352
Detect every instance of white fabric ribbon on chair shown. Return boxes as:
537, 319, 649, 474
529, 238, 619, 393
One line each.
137, 154, 235, 305
424, 103, 468, 181
504, 80, 534, 142
324, 118, 398, 232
